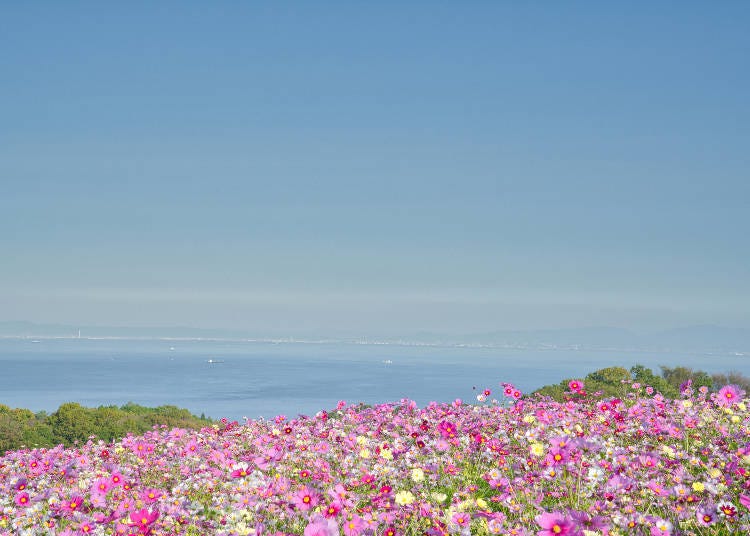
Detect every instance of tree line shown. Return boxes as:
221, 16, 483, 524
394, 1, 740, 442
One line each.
0, 402, 214, 453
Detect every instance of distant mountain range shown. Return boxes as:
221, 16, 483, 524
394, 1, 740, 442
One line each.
1, 321, 749, 353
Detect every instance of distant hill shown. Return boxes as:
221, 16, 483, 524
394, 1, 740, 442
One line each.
380, 325, 750, 353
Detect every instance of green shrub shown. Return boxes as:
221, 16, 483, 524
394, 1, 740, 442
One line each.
0, 401, 213, 452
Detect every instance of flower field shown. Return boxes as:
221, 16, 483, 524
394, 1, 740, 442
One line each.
1, 380, 749, 535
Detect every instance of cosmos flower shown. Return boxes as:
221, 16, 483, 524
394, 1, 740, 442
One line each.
129, 508, 159, 530
294, 486, 320, 511
303, 515, 338, 536
716, 384, 745, 407
535, 511, 582, 536
568, 380, 584, 393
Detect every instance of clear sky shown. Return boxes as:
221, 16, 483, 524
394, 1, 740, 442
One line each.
1, 3, 748, 336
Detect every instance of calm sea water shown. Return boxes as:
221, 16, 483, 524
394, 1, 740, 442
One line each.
0, 338, 747, 421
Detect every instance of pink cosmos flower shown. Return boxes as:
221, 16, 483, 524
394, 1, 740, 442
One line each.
716, 384, 745, 407
328, 483, 353, 507
741, 493, 750, 509
14, 491, 30, 507
650, 519, 672, 535
129, 508, 159, 532
184, 440, 199, 455
323, 501, 342, 518
92, 477, 110, 495
438, 420, 458, 439
59, 494, 86, 516
535, 511, 582, 536
139, 488, 163, 503
696, 507, 715, 526
435, 438, 450, 451
342, 515, 367, 536
546, 448, 567, 465
231, 466, 250, 478
451, 512, 471, 528
304, 515, 338, 536
294, 486, 320, 511
568, 380, 584, 393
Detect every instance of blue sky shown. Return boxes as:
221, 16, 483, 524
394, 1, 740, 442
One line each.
1, 3, 749, 335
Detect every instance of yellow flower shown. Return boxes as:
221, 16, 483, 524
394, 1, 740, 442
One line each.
234, 522, 253, 536
708, 468, 721, 479
395, 490, 416, 506
476, 498, 488, 509
522, 414, 536, 424
411, 468, 425, 482
359, 448, 370, 459
682, 400, 693, 408
692, 482, 705, 492
530, 443, 545, 457
356, 435, 368, 445
381, 449, 393, 460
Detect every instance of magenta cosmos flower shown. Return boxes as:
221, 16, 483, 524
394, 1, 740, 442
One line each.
14, 491, 30, 507
59, 494, 86, 516
535, 511, 582, 536
129, 508, 159, 531
716, 384, 745, 407
568, 379, 584, 393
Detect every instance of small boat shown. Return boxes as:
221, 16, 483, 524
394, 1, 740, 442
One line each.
207, 359, 225, 364
382, 359, 393, 364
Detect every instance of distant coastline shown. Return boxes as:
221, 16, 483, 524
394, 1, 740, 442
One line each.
2, 319, 750, 354
2, 333, 749, 357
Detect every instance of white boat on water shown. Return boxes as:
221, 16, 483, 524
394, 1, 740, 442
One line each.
207, 359, 225, 364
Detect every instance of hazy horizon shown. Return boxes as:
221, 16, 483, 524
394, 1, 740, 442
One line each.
2, 4, 749, 335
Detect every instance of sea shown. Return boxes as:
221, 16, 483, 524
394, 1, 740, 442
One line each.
0, 338, 747, 422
